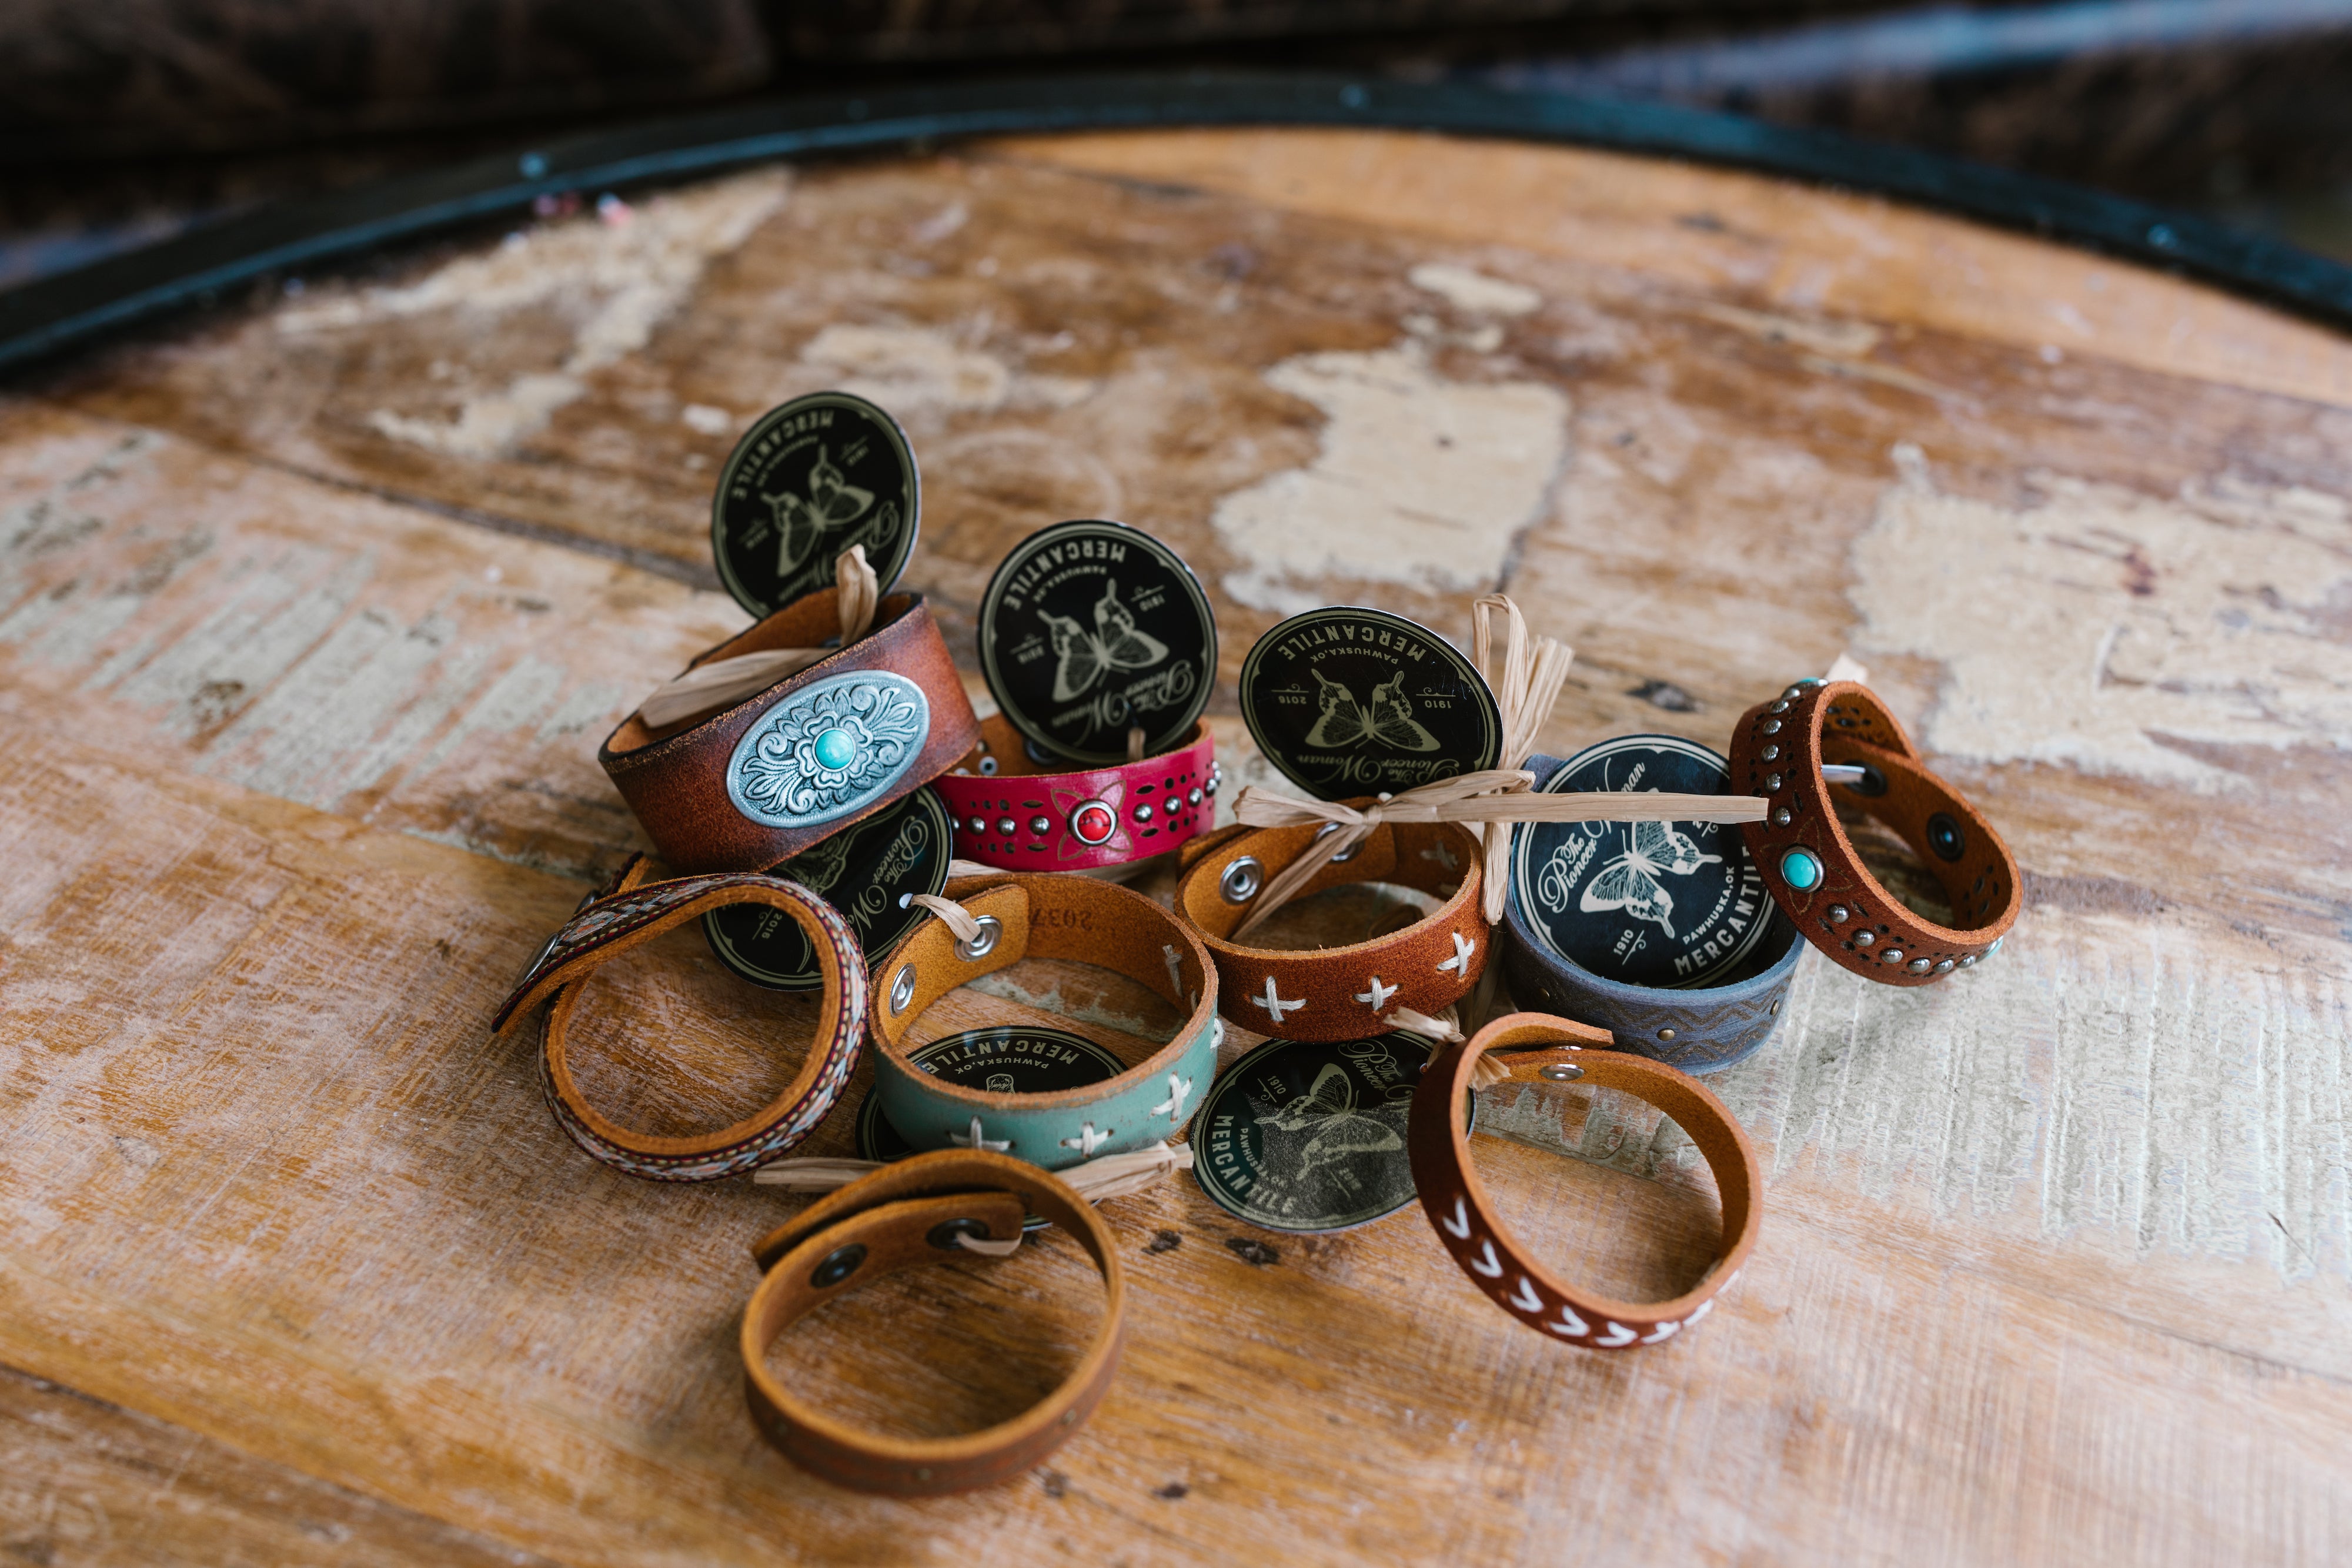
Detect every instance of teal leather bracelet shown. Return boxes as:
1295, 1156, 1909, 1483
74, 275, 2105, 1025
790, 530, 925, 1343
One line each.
870, 872, 1222, 1171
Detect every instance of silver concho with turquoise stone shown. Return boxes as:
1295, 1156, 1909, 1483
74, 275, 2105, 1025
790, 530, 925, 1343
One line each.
725, 671, 931, 830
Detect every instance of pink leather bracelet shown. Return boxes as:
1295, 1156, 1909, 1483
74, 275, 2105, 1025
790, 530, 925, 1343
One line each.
936, 714, 1220, 871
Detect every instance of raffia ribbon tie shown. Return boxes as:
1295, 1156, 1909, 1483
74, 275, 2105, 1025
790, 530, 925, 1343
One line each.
751, 1144, 1194, 1208
634, 546, 881, 730
1229, 594, 1765, 935
905, 892, 984, 945
1387, 1004, 1512, 1089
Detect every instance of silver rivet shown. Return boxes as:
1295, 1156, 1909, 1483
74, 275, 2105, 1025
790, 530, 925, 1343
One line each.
1958, 954, 1977, 967
1765, 773, 1783, 793
1539, 1062, 1583, 1081
1908, 958, 1933, 974
1761, 718, 1782, 734
890, 964, 916, 1013
1133, 801, 1154, 824
1855, 931, 1875, 947
1986, 937, 2004, 957
1785, 684, 1809, 700
1881, 948, 1905, 964
1773, 807, 1793, 827
1656, 1027, 1677, 1041
1188, 787, 1202, 806
967, 817, 987, 834
1760, 745, 1779, 761
1936, 959, 1955, 973
1314, 822, 1363, 862
1220, 857, 1264, 904
978, 756, 998, 776
1769, 701, 1790, 714
997, 817, 1017, 836
1204, 775, 1220, 796
956, 915, 1003, 962
1826, 904, 1849, 924
1030, 814, 1051, 835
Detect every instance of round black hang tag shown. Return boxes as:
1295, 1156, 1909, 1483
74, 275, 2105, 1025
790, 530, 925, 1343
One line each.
710, 391, 920, 616
977, 519, 1217, 765
703, 785, 950, 990
1509, 734, 1770, 990
1192, 1033, 1424, 1234
857, 1026, 1125, 1160
1238, 607, 1501, 800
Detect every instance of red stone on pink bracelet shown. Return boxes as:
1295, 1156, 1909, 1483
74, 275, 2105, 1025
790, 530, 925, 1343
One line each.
936, 714, 1218, 870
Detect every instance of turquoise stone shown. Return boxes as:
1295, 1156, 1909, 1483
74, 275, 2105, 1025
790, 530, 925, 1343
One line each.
1780, 847, 1824, 891
813, 726, 857, 771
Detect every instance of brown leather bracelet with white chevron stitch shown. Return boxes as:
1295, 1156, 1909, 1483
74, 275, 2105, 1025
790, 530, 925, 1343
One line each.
741, 1149, 1126, 1495
1173, 814, 1488, 1043
1408, 1012, 1761, 1348
491, 855, 866, 1181
1729, 678, 2020, 985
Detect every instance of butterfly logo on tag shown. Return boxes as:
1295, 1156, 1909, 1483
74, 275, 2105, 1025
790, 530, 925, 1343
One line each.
1041, 580, 1170, 702
1580, 821, 1723, 937
1254, 1063, 1405, 1178
1302, 668, 1441, 752
762, 446, 875, 576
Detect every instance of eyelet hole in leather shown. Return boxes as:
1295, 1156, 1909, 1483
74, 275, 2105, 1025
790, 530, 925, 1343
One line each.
1468, 1079, 1725, 1306
759, 1223, 1110, 1442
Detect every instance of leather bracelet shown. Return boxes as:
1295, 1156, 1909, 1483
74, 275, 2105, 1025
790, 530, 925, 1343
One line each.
1499, 753, 1803, 1074
492, 857, 866, 1181
936, 713, 1221, 870
871, 873, 1221, 1169
1730, 679, 2020, 985
599, 586, 980, 875
1409, 1013, 1761, 1347
1173, 814, 1488, 1042
741, 1149, 1124, 1495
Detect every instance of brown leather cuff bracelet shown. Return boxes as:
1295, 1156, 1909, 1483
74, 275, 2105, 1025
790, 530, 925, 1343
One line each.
1409, 1013, 1761, 1348
492, 857, 866, 1182
599, 586, 980, 875
742, 1150, 1126, 1495
1174, 814, 1488, 1042
871, 873, 1221, 1169
1730, 679, 2020, 985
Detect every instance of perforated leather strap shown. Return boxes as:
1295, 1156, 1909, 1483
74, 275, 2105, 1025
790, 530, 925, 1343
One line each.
1172, 813, 1488, 1043
1408, 1013, 1762, 1348
599, 585, 980, 875
1729, 680, 2020, 985
870, 873, 1221, 1170
741, 1150, 1126, 1495
936, 713, 1219, 870
491, 857, 866, 1182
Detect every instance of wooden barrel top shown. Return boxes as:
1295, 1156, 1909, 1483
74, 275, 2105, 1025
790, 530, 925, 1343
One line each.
2, 127, 2347, 1564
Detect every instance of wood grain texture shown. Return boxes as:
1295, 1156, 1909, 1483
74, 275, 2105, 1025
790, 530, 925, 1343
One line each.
4, 128, 2350, 1564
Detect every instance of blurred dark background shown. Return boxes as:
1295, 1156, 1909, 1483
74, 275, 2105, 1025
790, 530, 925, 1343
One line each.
6, 0, 2352, 290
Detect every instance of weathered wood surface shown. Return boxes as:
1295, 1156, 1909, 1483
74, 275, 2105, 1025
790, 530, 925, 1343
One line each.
5, 128, 2350, 1564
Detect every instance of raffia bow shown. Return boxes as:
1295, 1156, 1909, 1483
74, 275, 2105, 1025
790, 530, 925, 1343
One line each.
634, 546, 881, 730
1230, 594, 1765, 936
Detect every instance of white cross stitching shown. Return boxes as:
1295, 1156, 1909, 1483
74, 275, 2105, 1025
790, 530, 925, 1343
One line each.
1438, 931, 1476, 974
1250, 975, 1305, 1022
1060, 1122, 1111, 1158
1153, 1072, 1195, 1119
1162, 943, 1185, 998
1355, 976, 1398, 1011
1420, 840, 1459, 871
948, 1116, 1009, 1152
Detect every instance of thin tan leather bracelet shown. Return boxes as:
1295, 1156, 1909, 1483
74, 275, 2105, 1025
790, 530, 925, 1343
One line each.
492, 856, 866, 1182
1730, 678, 2020, 985
1409, 1013, 1762, 1347
1174, 814, 1489, 1043
742, 1150, 1125, 1495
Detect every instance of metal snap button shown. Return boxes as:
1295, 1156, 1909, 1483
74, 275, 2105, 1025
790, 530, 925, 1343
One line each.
1220, 856, 1264, 904
956, 915, 1003, 962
